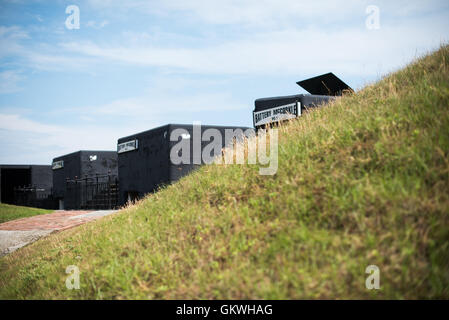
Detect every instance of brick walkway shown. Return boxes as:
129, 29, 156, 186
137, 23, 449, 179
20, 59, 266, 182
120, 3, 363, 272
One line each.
0, 210, 95, 231
0, 210, 118, 257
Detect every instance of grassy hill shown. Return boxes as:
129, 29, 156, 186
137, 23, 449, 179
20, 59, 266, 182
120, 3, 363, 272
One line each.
0, 203, 53, 224
1, 45, 448, 299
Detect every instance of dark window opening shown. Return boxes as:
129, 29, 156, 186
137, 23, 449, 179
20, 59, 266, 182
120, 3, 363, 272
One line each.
1, 168, 31, 204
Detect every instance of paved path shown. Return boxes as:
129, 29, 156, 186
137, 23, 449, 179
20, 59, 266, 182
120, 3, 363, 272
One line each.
0, 210, 118, 257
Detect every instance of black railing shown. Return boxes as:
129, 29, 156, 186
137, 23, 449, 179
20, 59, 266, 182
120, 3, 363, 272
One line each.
13, 186, 57, 209
65, 174, 119, 210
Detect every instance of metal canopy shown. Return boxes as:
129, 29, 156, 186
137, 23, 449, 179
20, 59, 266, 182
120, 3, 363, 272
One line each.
296, 72, 353, 96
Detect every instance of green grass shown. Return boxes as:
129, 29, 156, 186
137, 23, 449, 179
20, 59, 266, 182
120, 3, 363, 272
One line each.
0, 203, 53, 223
1, 45, 449, 299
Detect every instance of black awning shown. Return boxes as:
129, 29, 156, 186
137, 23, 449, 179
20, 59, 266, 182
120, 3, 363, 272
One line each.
296, 72, 353, 96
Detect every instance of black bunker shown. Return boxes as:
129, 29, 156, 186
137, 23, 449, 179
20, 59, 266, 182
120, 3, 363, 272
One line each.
117, 124, 252, 205
253, 73, 353, 129
0, 164, 53, 208
52, 150, 118, 210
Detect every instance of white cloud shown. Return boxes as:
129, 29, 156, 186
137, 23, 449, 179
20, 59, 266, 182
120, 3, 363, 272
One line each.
152, 0, 361, 26
61, 75, 246, 121
0, 25, 29, 59
0, 80, 248, 162
0, 70, 24, 94
0, 114, 60, 133
0, 113, 134, 163
0, 25, 94, 72
0, 25, 29, 40
24, 52, 95, 72
86, 20, 109, 28
59, 20, 449, 78
85, 0, 360, 26
2, 2, 448, 77
86, 0, 449, 27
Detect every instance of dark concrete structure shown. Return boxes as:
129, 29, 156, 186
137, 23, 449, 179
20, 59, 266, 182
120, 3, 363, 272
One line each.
117, 124, 252, 205
253, 72, 353, 129
52, 151, 118, 209
0, 164, 53, 207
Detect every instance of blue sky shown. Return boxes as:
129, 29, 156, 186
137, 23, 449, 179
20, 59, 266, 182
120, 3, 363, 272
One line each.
0, 0, 448, 164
